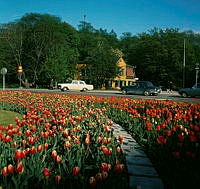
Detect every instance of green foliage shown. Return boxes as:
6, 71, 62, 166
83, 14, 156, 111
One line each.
120, 28, 200, 89
1, 14, 200, 89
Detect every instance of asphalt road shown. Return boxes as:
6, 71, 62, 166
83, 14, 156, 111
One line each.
4, 88, 200, 103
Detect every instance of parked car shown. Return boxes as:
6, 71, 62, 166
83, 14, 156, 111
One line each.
121, 81, 161, 96
178, 83, 200, 97
57, 80, 94, 92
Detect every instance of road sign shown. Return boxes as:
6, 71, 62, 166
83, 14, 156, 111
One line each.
18, 65, 23, 72
1, 67, 7, 75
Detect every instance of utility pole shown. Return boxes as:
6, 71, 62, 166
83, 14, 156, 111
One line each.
183, 38, 186, 88
83, 14, 86, 30
195, 63, 199, 88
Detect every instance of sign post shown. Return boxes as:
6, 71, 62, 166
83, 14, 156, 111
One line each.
1, 67, 7, 90
18, 65, 23, 88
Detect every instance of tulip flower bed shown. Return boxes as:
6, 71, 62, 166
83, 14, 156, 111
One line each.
0, 91, 200, 189
105, 98, 200, 189
0, 91, 128, 189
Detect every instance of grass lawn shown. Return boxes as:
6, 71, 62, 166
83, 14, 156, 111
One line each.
0, 110, 22, 126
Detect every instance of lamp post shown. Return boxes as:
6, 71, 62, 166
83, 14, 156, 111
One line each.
195, 63, 199, 88
1, 67, 7, 90
183, 38, 186, 88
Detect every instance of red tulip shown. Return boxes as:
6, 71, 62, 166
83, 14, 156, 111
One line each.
63, 129, 69, 137
37, 145, 43, 153
15, 149, 22, 159
43, 168, 50, 178
74, 138, 80, 144
165, 130, 171, 136
55, 175, 61, 184
118, 136, 123, 144
114, 164, 125, 173
2, 167, 8, 176
157, 136, 167, 144
16, 161, 24, 174
31, 125, 36, 132
116, 146, 121, 154
100, 163, 109, 172
44, 143, 49, 149
97, 137, 102, 143
73, 167, 80, 176
172, 152, 180, 159
56, 155, 62, 162
95, 173, 103, 182
89, 177, 96, 187
25, 130, 31, 137
8, 164, 14, 173
21, 140, 27, 148
64, 141, 71, 149
85, 137, 90, 145
52, 150, 57, 159
21, 150, 26, 158
30, 146, 36, 154
101, 171, 108, 180
52, 126, 57, 131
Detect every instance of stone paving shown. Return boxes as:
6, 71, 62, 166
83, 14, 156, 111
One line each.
111, 123, 164, 189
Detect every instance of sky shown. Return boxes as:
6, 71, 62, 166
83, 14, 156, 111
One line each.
0, 0, 200, 37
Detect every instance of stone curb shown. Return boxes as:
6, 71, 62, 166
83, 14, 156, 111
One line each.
111, 123, 164, 189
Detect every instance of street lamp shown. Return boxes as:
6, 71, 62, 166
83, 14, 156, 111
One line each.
1, 67, 7, 90
195, 63, 199, 88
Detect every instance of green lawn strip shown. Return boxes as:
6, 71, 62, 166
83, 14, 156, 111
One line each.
0, 110, 22, 126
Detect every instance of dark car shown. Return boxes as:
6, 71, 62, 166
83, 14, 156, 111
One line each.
178, 83, 200, 97
121, 81, 161, 96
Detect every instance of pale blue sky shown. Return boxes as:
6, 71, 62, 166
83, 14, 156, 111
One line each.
0, 0, 199, 37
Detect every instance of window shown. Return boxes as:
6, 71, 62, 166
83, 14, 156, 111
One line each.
80, 81, 84, 85
119, 68, 125, 76
115, 80, 120, 87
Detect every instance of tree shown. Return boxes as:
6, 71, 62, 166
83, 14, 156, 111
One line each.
19, 13, 80, 87
87, 40, 119, 88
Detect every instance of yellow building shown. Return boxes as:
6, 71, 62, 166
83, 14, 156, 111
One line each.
110, 57, 138, 89
75, 57, 138, 89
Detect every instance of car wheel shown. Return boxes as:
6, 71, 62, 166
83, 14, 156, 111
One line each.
181, 92, 188, 98
122, 89, 127, 95
62, 87, 68, 92
81, 88, 88, 92
144, 91, 150, 96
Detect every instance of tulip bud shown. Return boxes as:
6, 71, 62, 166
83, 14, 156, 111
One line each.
85, 137, 90, 145
16, 161, 24, 174
2, 167, 8, 176
44, 143, 49, 149
52, 150, 57, 159
89, 177, 96, 187
8, 164, 14, 173
15, 149, 22, 159
37, 145, 43, 153
101, 171, 108, 180
73, 167, 80, 176
55, 175, 61, 184
43, 168, 50, 178
116, 146, 121, 154
95, 172, 103, 182
56, 155, 62, 162
64, 141, 71, 149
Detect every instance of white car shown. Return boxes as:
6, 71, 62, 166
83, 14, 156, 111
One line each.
58, 80, 94, 92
